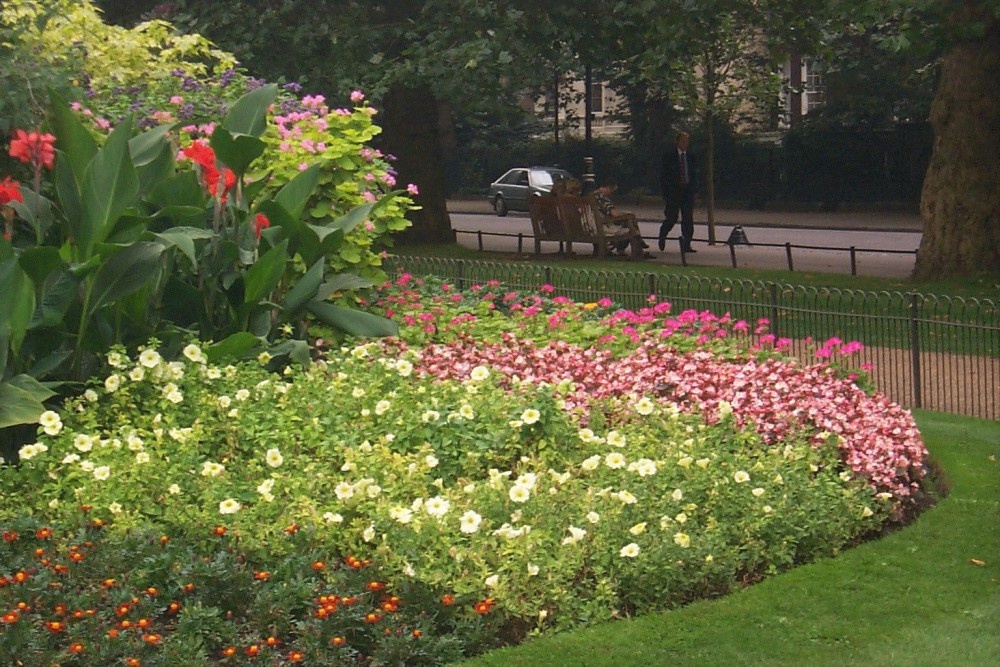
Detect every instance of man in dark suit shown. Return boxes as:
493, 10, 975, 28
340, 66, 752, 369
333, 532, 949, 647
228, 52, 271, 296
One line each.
659, 131, 696, 253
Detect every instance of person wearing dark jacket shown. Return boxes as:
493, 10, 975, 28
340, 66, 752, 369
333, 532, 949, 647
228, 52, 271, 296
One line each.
659, 131, 696, 253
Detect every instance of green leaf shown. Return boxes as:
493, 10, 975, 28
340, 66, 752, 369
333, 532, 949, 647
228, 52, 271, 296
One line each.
0, 376, 53, 429
49, 91, 98, 185
149, 170, 206, 210
0, 259, 35, 373
222, 83, 279, 137
80, 117, 140, 257
316, 273, 375, 300
243, 240, 288, 305
54, 154, 84, 239
129, 124, 174, 166
17, 246, 65, 285
209, 127, 265, 177
153, 227, 214, 269
29, 269, 76, 330
205, 332, 260, 363
274, 164, 321, 220
85, 242, 165, 320
281, 259, 325, 317
307, 302, 399, 337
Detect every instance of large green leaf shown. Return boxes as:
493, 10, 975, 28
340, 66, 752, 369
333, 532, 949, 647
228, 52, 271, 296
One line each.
149, 170, 206, 210
153, 227, 214, 269
281, 259, 325, 317
254, 200, 309, 259
274, 164, 321, 220
129, 124, 174, 166
222, 83, 278, 137
0, 376, 53, 429
210, 127, 265, 177
84, 242, 165, 320
49, 91, 98, 185
205, 332, 260, 363
242, 239, 288, 305
9, 187, 53, 241
28, 268, 77, 330
307, 302, 399, 337
80, 117, 140, 257
54, 154, 84, 239
17, 246, 64, 285
316, 273, 375, 301
0, 259, 35, 373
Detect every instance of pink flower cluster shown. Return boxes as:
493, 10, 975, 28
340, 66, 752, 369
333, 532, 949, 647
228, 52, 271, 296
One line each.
371, 279, 928, 502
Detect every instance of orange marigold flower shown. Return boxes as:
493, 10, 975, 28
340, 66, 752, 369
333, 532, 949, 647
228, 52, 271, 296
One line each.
283, 522, 299, 535
125, 658, 141, 667
245, 645, 260, 657
142, 633, 162, 645
330, 636, 346, 647
365, 581, 384, 591
35, 527, 53, 539
146, 587, 158, 596
183, 582, 196, 593
46, 620, 66, 633
1, 612, 19, 624
253, 571, 270, 581
212, 526, 227, 537
168, 602, 182, 614
91, 518, 105, 528
107, 628, 120, 639
288, 651, 304, 663
311, 561, 325, 571
473, 598, 495, 615
102, 579, 117, 588
412, 629, 423, 639
53, 603, 67, 615
221, 646, 237, 657
440, 594, 455, 606
69, 642, 85, 654
52, 563, 70, 575
2, 531, 18, 542
159, 535, 170, 545
69, 552, 85, 563
13, 571, 29, 584
136, 618, 151, 629
116, 605, 130, 617
265, 636, 280, 648
364, 612, 381, 624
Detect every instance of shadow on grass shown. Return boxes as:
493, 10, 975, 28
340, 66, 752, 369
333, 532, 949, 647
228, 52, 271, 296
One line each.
457, 411, 1000, 667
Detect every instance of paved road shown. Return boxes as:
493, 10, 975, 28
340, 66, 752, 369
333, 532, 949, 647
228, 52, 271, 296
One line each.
446, 200, 923, 278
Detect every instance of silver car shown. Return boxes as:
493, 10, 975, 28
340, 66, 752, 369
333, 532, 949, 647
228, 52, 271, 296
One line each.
487, 167, 574, 216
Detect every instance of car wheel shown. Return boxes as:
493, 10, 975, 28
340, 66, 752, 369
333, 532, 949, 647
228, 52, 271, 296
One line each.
494, 196, 508, 217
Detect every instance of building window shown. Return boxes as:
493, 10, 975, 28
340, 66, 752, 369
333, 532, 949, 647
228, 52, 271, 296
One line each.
803, 59, 824, 112
589, 82, 604, 115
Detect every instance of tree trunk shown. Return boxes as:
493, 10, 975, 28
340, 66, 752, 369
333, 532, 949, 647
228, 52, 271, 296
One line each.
379, 84, 454, 244
913, 4, 1000, 279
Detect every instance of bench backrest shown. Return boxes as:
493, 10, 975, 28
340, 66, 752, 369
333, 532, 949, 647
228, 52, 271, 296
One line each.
557, 195, 604, 242
528, 195, 566, 241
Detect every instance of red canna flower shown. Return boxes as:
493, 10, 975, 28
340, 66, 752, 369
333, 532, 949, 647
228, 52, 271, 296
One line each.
254, 212, 270, 239
9, 129, 56, 170
0, 176, 23, 206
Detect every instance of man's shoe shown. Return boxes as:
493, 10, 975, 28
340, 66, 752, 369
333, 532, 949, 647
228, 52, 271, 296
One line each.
657, 237, 666, 251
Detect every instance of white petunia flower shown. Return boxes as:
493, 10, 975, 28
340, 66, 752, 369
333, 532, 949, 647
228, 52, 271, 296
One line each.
527, 563, 540, 576
484, 574, 499, 588
751, 487, 765, 497
73, 434, 95, 452
323, 512, 344, 524
93, 465, 111, 481
508, 485, 531, 503
219, 498, 241, 514
362, 524, 376, 542
580, 455, 601, 471
673, 532, 691, 548
83, 389, 99, 403
672, 488, 684, 501
235, 389, 250, 401
135, 452, 150, 464
168, 484, 181, 495
334, 482, 355, 500
108, 502, 123, 514
619, 542, 640, 558
138, 349, 161, 368
104, 374, 122, 393
265, 448, 283, 468
633, 397, 655, 415
425, 496, 450, 518
459, 510, 482, 534
390, 507, 414, 524
604, 452, 627, 469
734, 470, 751, 483
520, 408, 541, 425
201, 461, 225, 477
470, 365, 490, 382
375, 400, 391, 415
606, 430, 626, 447
39, 410, 63, 436
629, 522, 647, 535
396, 359, 413, 376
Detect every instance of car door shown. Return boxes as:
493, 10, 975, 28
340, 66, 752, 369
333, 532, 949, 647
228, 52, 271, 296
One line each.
505, 169, 530, 211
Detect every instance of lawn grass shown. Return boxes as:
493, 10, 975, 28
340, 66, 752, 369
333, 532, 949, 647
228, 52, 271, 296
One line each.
457, 410, 1000, 667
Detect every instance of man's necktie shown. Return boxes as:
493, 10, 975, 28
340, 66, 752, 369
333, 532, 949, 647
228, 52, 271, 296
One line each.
679, 152, 687, 184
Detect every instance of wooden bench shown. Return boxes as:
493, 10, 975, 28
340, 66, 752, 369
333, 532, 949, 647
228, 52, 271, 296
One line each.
528, 195, 640, 259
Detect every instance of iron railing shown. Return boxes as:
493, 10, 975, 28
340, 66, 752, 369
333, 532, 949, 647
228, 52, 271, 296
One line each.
384, 255, 999, 420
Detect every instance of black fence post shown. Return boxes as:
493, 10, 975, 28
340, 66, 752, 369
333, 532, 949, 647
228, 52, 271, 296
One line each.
729, 243, 737, 268
785, 243, 794, 271
456, 259, 465, 291
850, 247, 857, 276
769, 282, 780, 338
517, 233, 523, 254
648, 272, 656, 299
909, 293, 922, 409
477, 230, 484, 251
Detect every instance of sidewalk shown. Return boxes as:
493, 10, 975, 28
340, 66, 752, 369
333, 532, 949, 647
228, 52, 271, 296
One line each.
445, 198, 923, 278
447, 198, 923, 233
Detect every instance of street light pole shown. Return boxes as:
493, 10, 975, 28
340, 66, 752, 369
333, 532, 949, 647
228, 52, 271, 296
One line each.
582, 62, 595, 193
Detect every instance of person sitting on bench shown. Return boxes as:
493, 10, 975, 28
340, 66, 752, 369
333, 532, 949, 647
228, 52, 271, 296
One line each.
593, 178, 651, 258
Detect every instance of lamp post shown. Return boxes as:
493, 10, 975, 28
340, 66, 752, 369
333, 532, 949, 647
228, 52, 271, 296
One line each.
582, 62, 595, 193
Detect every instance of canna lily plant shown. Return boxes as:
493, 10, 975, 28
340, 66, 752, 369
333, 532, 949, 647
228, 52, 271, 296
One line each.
0, 84, 398, 437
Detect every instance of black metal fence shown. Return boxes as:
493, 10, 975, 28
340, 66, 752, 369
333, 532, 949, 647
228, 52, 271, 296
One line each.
452, 228, 917, 277
385, 255, 1000, 421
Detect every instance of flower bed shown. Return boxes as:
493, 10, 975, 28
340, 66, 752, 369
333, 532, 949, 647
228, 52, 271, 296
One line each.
1, 279, 931, 664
